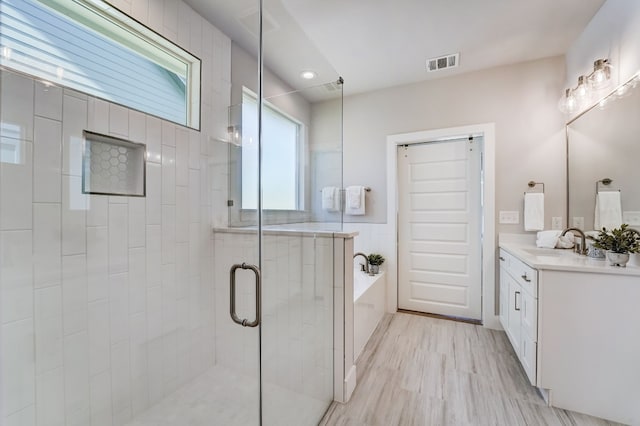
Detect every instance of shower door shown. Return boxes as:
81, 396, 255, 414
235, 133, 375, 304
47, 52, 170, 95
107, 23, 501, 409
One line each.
222, 78, 342, 425
218, 0, 343, 423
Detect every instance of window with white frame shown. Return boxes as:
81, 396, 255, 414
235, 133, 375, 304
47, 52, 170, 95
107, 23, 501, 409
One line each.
0, 0, 201, 128
241, 91, 302, 210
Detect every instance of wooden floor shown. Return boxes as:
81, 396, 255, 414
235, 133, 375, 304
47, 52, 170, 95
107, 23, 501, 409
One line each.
320, 313, 622, 426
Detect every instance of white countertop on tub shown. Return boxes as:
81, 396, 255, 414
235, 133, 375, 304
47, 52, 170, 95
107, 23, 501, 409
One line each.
499, 234, 640, 277
212, 223, 359, 238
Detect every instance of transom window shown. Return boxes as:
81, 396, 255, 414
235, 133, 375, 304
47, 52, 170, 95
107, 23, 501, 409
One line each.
0, 0, 201, 128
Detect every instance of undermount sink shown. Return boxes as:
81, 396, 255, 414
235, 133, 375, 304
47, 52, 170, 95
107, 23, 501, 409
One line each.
522, 247, 572, 257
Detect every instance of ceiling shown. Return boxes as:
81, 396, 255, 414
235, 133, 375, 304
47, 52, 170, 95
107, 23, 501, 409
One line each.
185, 0, 607, 101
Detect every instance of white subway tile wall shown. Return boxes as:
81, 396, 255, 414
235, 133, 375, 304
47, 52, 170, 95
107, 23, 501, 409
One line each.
0, 0, 231, 423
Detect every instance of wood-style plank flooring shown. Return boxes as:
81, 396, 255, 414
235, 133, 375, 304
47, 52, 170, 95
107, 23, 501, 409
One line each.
320, 313, 622, 426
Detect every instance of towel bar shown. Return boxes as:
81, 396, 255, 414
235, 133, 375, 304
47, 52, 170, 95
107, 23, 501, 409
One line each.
319, 187, 371, 192
596, 178, 619, 194
525, 181, 544, 195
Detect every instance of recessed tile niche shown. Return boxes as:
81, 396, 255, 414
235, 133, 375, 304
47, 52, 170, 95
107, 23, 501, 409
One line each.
82, 130, 146, 196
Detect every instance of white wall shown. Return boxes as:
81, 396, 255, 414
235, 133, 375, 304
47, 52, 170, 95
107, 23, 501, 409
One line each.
338, 56, 567, 232
566, 0, 640, 99
323, 56, 567, 321
0, 0, 231, 424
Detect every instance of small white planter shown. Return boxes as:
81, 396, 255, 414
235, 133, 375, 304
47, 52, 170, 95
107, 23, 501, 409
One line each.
606, 251, 630, 267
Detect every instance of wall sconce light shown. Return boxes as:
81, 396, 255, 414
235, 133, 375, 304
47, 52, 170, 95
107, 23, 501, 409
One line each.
558, 58, 612, 114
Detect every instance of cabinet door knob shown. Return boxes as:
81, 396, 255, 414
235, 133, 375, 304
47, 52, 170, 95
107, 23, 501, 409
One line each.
521, 273, 531, 282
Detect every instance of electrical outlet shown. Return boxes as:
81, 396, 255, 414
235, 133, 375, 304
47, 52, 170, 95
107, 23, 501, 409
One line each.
572, 217, 584, 229
551, 217, 563, 230
623, 211, 640, 226
499, 211, 519, 224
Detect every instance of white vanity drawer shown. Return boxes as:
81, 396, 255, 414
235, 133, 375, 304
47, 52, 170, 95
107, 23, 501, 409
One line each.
499, 249, 537, 295
498, 249, 511, 270
510, 257, 538, 297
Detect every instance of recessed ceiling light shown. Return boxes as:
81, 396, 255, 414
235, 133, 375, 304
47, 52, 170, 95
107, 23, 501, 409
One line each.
300, 70, 316, 80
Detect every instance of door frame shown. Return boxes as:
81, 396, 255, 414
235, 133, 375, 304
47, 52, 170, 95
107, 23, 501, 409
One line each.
386, 123, 499, 329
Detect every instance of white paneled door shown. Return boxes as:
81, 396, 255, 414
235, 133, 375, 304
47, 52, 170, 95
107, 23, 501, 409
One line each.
397, 137, 482, 320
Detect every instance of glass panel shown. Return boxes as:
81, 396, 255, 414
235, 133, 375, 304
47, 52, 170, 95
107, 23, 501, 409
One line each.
261, 0, 344, 422
258, 83, 343, 426
0, 0, 343, 423
0, 0, 259, 424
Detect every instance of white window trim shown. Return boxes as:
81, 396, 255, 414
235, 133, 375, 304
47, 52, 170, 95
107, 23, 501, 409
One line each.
36, 0, 201, 128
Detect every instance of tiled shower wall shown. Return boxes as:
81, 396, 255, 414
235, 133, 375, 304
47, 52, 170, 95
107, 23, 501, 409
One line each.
0, 0, 232, 424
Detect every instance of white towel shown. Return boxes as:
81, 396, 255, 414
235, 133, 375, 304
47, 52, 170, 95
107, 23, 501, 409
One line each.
557, 232, 575, 249
594, 191, 622, 231
524, 193, 545, 231
322, 186, 340, 212
345, 186, 365, 215
536, 230, 560, 248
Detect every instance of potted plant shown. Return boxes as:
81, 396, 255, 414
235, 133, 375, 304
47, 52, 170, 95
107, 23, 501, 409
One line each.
592, 224, 640, 267
367, 253, 385, 274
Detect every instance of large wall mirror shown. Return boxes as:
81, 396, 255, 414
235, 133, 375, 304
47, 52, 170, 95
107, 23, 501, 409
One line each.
567, 74, 640, 231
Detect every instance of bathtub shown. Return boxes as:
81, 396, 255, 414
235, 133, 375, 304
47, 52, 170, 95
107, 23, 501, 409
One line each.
353, 267, 386, 361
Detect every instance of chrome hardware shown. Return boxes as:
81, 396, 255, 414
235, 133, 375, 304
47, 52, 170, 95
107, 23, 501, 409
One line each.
521, 273, 531, 283
229, 263, 261, 327
561, 227, 587, 255
353, 252, 372, 276
515, 291, 521, 311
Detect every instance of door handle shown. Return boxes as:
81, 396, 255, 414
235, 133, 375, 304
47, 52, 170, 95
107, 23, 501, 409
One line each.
230, 263, 261, 327
515, 291, 521, 311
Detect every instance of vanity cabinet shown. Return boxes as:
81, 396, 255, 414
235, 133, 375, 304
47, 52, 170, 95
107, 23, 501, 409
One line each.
499, 249, 537, 385
499, 242, 640, 425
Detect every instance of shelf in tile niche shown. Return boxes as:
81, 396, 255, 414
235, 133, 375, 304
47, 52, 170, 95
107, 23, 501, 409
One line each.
82, 130, 146, 197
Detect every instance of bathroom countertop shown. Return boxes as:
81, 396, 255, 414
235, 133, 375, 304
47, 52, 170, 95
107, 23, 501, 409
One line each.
212, 224, 359, 238
499, 241, 640, 277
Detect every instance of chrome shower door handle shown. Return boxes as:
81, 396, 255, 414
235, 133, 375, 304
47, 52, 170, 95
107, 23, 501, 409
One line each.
229, 263, 261, 327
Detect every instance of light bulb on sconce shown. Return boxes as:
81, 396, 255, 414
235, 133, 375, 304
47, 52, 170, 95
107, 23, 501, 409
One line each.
589, 59, 611, 90
558, 88, 578, 114
573, 76, 590, 101
558, 58, 612, 114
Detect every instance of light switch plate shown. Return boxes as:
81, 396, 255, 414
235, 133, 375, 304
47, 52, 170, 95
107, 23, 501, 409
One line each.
499, 211, 519, 224
572, 217, 584, 229
551, 217, 563, 230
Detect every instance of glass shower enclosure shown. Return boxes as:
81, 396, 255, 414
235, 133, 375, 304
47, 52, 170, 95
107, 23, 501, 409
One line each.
0, 0, 343, 424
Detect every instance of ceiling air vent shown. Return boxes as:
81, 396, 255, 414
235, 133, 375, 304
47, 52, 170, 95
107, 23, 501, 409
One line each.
323, 81, 341, 92
426, 53, 459, 72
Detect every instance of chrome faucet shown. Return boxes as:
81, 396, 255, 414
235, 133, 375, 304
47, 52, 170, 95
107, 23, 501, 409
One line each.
353, 252, 372, 275
561, 227, 587, 255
